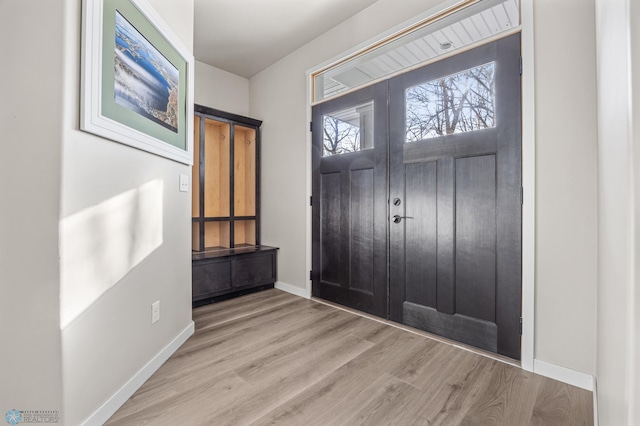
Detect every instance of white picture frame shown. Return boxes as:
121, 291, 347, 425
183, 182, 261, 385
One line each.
81, 0, 194, 165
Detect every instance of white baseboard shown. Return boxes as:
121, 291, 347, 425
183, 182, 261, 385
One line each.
275, 281, 310, 299
592, 376, 599, 425
82, 321, 195, 426
533, 359, 594, 391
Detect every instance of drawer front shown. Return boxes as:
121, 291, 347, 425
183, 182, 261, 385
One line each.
192, 260, 232, 300
231, 253, 275, 288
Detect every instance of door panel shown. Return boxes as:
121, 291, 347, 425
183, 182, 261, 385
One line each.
455, 154, 497, 323
404, 161, 437, 308
312, 81, 388, 318
350, 168, 375, 294
389, 33, 522, 359
320, 172, 342, 285
403, 302, 498, 353
435, 157, 455, 315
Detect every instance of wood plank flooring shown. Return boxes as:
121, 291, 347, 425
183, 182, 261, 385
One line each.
105, 290, 593, 425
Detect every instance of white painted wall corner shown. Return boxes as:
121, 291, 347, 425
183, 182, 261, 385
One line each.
275, 281, 311, 299
81, 322, 195, 426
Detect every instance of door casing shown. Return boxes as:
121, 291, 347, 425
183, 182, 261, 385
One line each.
306, 21, 535, 370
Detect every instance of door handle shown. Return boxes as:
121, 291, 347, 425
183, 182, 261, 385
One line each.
392, 215, 413, 223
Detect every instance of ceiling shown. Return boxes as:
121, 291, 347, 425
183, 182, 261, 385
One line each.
193, 0, 381, 79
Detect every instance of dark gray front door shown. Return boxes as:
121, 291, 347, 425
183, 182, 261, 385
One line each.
388, 34, 522, 359
311, 81, 388, 318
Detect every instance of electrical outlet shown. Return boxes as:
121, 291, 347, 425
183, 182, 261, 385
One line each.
152, 301, 160, 324
179, 174, 189, 192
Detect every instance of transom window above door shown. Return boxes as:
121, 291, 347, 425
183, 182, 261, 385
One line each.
312, 0, 519, 103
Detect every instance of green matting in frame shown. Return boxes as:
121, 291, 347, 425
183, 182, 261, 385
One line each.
100, 0, 188, 151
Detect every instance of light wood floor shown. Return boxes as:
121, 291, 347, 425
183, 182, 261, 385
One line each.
106, 289, 593, 425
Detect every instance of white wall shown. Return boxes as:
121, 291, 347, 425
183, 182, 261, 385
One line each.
0, 0, 64, 418
532, 0, 598, 375
595, 0, 640, 423
59, 0, 194, 424
251, 0, 598, 375
195, 61, 250, 116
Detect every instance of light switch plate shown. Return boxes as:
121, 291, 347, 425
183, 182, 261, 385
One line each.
179, 174, 189, 192
151, 300, 160, 324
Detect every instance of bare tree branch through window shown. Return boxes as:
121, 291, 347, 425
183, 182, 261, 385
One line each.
322, 102, 374, 156
405, 62, 495, 142
323, 116, 361, 156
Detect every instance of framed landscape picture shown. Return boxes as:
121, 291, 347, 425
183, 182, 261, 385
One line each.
81, 0, 194, 165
